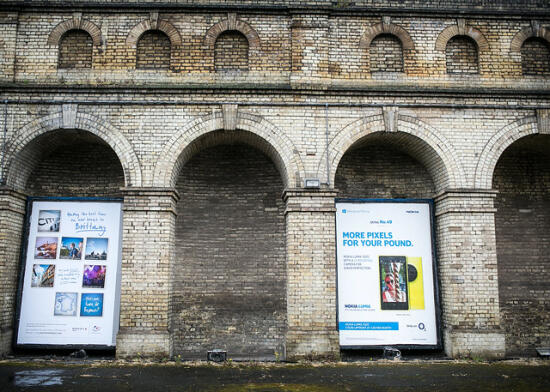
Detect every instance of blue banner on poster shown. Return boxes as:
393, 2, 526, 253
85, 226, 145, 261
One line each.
339, 321, 399, 331
80, 293, 104, 317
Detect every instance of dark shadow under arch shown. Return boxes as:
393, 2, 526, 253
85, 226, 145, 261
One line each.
335, 133, 436, 199
8, 129, 125, 197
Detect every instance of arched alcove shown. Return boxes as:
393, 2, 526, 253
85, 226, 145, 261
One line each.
493, 134, 550, 356
335, 132, 436, 199
136, 30, 171, 70
10, 129, 125, 197
521, 37, 550, 76
58, 30, 93, 69
214, 30, 249, 72
446, 35, 479, 74
369, 34, 404, 74
172, 130, 286, 360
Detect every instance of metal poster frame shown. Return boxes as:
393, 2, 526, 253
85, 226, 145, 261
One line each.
335, 198, 442, 351
14, 196, 123, 350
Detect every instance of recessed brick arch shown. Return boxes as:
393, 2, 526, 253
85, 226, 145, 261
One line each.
126, 19, 182, 47
47, 17, 102, 46
204, 14, 260, 50
153, 110, 304, 189
5, 110, 142, 190
435, 24, 489, 52
318, 113, 464, 192
474, 116, 539, 189
510, 25, 550, 54
359, 22, 414, 51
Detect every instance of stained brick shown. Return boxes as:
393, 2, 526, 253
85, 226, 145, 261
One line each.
58, 30, 93, 69
136, 30, 171, 70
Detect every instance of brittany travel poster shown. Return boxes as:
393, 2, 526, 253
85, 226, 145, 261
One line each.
16, 200, 123, 347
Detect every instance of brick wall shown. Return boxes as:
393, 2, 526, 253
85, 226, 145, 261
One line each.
9, 11, 549, 84
214, 31, 249, 72
521, 38, 550, 76
493, 135, 550, 357
173, 144, 286, 360
1, 0, 549, 360
9, 1, 547, 11
0, 190, 26, 355
335, 143, 435, 198
446, 36, 478, 74
58, 30, 93, 69
136, 30, 171, 70
369, 34, 404, 74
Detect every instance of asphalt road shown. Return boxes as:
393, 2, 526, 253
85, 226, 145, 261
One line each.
1, 360, 549, 391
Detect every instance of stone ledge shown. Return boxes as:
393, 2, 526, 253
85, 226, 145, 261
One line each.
444, 328, 505, 359
116, 330, 171, 359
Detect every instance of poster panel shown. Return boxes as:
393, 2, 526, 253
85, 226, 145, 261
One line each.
16, 199, 123, 347
336, 199, 440, 348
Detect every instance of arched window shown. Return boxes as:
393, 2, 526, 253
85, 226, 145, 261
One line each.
214, 30, 249, 72
369, 34, 403, 73
521, 37, 550, 76
136, 30, 171, 70
446, 35, 479, 74
58, 29, 93, 69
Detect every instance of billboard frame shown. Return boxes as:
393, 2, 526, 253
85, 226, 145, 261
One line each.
13, 196, 123, 351
335, 198, 442, 351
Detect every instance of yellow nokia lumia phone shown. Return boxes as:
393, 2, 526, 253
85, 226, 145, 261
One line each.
407, 257, 425, 310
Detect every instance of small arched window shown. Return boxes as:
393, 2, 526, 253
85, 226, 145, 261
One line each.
521, 37, 550, 76
58, 29, 93, 69
136, 30, 171, 70
369, 34, 403, 73
446, 35, 479, 74
214, 30, 249, 72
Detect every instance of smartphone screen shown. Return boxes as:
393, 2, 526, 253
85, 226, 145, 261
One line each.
379, 256, 409, 310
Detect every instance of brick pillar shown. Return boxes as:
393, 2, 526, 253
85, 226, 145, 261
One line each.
435, 189, 505, 359
290, 12, 330, 86
116, 187, 179, 359
0, 187, 27, 356
284, 189, 339, 360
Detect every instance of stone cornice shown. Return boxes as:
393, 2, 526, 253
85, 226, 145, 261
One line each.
1, 1, 550, 19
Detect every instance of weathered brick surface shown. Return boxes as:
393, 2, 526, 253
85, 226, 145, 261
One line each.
58, 30, 93, 69
285, 190, 339, 360
446, 36, 479, 75
0, 13, 18, 82
369, 34, 404, 74
173, 145, 286, 360
214, 31, 249, 72
521, 38, 550, 76
435, 190, 505, 359
0, 0, 549, 360
136, 30, 171, 70
0, 189, 26, 355
117, 188, 178, 358
335, 143, 435, 199
26, 138, 124, 197
493, 135, 550, 357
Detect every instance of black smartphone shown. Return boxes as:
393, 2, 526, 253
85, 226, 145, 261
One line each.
379, 256, 409, 310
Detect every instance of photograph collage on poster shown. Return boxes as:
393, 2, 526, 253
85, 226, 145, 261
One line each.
31, 209, 108, 317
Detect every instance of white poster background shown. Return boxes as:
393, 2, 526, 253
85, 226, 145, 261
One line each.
17, 200, 122, 347
336, 201, 438, 347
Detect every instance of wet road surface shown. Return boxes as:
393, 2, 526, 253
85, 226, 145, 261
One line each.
1, 360, 549, 391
